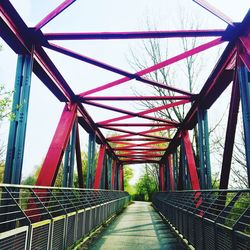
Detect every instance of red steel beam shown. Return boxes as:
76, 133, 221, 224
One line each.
93, 144, 106, 189
113, 148, 167, 151
98, 123, 173, 127
35, 0, 76, 30
97, 100, 186, 125
44, 29, 225, 40
107, 126, 173, 140
181, 131, 201, 190
117, 154, 163, 157
79, 38, 222, 97
47, 43, 194, 97
100, 126, 172, 141
36, 103, 77, 186
107, 138, 170, 142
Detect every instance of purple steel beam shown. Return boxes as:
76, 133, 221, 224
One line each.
121, 160, 159, 164
117, 154, 163, 157
86, 102, 180, 125
100, 126, 171, 141
35, 0, 76, 30
79, 38, 222, 97
113, 148, 167, 151
98, 123, 174, 127
44, 29, 225, 40
193, 0, 234, 26
94, 100, 185, 125
107, 126, 173, 140
239, 37, 250, 71
219, 71, 240, 189
75, 121, 84, 188
47, 43, 193, 97
107, 138, 170, 142
80, 95, 191, 101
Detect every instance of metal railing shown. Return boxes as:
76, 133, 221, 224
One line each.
152, 189, 250, 250
0, 184, 130, 250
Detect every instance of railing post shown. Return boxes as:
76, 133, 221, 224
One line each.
197, 109, 212, 189
4, 54, 33, 184
63, 120, 77, 187
93, 144, 106, 189
87, 132, 96, 188
238, 63, 250, 187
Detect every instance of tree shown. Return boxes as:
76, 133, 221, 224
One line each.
128, 10, 227, 189
123, 166, 135, 194
134, 165, 158, 201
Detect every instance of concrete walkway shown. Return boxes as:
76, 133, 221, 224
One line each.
89, 201, 186, 250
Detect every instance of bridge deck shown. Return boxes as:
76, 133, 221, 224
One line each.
88, 201, 185, 250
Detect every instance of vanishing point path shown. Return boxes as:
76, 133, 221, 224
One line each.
89, 201, 186, 250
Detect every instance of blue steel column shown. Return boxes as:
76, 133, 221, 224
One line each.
181, 141, 188, 189
197, 109, 212, 189
164, 161, 170, 191
238, 65, 250, 187
107, 155, 112, 189
4, 54, 33, 184
173, 150, 178, 189
117, 164, 120, 190
63, 120, 77, 187
87, 133, 96, 188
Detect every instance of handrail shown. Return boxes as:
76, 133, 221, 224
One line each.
0, 184, 130, 250
152, 189, 250, 250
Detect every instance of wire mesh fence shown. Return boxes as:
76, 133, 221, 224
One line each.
0, 184, 129, 250
152, 189, 250, 250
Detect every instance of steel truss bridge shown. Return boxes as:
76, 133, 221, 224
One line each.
0, 0, 250, 249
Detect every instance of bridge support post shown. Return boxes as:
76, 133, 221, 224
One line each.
4, 54, 33, 184
111, 160, 116, 189
87, 133, 96, 188
107, 155, 113, 189
63, 120, 77, 187
159, 163, 165, 191
93, 144, 106, 189
181, 130, 201, 190
36, 103, 77, 186
178, 141, 188, 190
119, 165, 124, 191
219, 75, 240, 189
173, 151, 178, 190
167, 155, 174, 191
238, 64, 250, 187
75, 122, 84, 188
197, 109, 212, 189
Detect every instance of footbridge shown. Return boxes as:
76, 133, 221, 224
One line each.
0, 0, 250, 249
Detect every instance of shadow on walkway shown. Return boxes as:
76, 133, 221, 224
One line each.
88, 201, 186, 250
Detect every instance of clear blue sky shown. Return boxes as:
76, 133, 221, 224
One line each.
0, 0, 249, 182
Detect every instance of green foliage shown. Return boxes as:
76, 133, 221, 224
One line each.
134, 173, 158, 201
124, 166, 133, 189
0, 84, 13, 121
